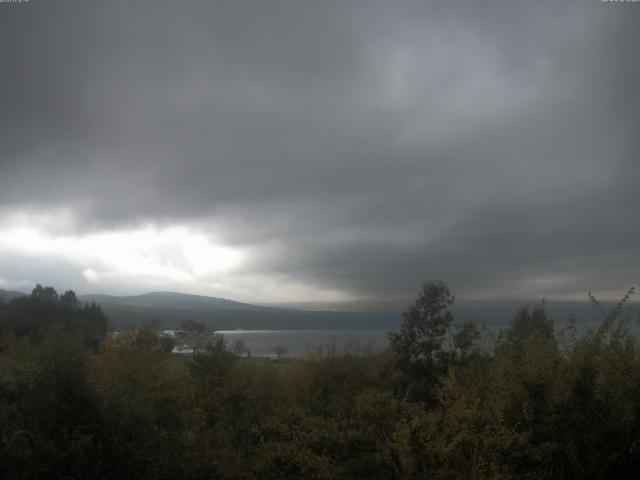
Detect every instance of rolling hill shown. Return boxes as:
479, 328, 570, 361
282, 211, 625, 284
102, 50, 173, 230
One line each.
77, 291, 402, 330
3, 288, 636, 331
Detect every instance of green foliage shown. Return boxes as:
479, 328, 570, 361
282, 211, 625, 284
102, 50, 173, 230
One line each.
1, 282, 639, 479
175, 318, 214, 353
0, 285, 108, 350
91, 324, 197, 478
190, 333, 236, 397
500, 303, 555, 352
0, 331, 102, 479
453, 319, 484, 363
388, 281, 457, 404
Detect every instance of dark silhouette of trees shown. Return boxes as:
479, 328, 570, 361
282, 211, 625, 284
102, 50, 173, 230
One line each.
388, 281, 457, 403
0, 285, 108, 349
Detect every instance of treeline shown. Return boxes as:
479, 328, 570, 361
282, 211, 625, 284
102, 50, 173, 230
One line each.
0, 282, 639, 479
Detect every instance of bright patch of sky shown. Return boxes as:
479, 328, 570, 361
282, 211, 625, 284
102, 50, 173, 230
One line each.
0, 209, 352, 304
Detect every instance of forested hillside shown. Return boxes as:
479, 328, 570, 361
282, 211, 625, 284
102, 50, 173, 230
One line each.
1, 282, 638, 479
79, 292, 401, 330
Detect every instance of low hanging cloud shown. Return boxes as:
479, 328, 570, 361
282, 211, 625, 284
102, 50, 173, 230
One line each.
0, 0, 638, 305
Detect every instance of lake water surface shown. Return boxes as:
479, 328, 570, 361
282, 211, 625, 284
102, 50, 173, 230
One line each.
216, 329, 391, 357
215, 318, 631, 357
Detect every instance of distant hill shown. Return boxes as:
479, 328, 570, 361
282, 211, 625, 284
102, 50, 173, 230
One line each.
80, 291, 271, 313
78, 291, 403, 330
3, 288, 636, 331
81, 291, 638, 331
0, 289, 27, 303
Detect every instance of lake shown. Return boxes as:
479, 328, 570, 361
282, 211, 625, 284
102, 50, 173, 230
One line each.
216, 329, 392, 357
167, 313, 637, 358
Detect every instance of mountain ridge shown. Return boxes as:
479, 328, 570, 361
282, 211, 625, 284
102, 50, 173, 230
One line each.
71, 290, 399, 330
2, 288, 637, 331
79, 291, 285, 313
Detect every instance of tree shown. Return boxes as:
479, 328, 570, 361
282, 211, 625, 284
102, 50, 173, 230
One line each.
388, 281, 455, 404
60, 290, 79, 309
31, 284, 59, 303
190, 334, 236, 399
175, 319, 215, 353
0, 286, 108, 348
452, 320, 483, 363
231, 339, 250, 357
499, 303, 554, 353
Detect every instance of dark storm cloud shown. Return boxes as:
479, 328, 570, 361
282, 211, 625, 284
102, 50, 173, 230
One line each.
0, 0, 638, 302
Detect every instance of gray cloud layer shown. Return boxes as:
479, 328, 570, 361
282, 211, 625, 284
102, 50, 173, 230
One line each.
1, 0, 638, 304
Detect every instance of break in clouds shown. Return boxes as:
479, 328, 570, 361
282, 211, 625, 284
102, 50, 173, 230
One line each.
0, 0, 638, 307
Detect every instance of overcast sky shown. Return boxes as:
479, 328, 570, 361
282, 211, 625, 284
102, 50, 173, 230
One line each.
0, 0, 638, 307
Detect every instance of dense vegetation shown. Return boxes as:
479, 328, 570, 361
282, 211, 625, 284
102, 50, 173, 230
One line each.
0, 282, 638, 479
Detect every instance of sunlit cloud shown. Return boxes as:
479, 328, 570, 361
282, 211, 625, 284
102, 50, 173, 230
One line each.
0, 209, 357, 303
0, 212, 245, 289
82, 268, 100, 284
